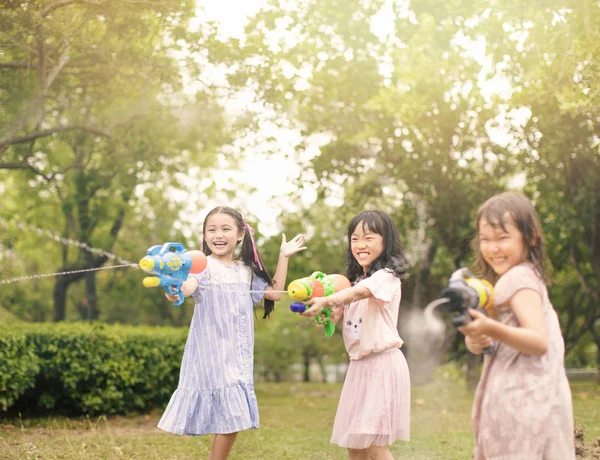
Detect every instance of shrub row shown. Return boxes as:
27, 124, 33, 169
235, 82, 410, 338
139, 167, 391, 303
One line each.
0, 322, 186, 415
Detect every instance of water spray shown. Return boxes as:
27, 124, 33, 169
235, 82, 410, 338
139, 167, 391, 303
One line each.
425, 267, 496, 354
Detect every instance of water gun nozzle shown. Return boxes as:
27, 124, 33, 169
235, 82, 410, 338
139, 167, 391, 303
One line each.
139, 256, 155, 272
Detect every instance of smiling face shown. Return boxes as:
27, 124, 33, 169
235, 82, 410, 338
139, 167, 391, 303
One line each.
203, 212, 244, 263
478, 213, 527, 276
350, 221, 384, 272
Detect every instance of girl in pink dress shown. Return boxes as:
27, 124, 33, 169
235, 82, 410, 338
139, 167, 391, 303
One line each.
458, 192, 575, 460
302, 210, 410, 460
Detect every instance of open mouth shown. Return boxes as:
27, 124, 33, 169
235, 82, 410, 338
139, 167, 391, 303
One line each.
212, 241, 227, 249
356, 252, 370, 261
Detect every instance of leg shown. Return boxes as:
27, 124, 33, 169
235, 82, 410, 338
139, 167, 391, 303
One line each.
348, 448, 370, 460
208, 432, 238, 460
365, 445, 394, 460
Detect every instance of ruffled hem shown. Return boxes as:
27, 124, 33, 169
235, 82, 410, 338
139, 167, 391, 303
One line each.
157, 383, 259, 435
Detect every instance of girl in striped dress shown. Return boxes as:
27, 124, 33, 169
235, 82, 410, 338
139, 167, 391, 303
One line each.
159, 206, 306, 459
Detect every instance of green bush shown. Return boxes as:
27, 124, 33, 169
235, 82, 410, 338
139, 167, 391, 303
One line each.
0, 330, 40, 411
0, 322, 187, 415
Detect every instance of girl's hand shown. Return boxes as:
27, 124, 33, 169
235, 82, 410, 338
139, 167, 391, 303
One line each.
312, 306, 344, 328
280, 233, 307, 258
300, 296, 330, 319
457, 309, 491, 337
165, 292, 181, 303
465, 334, 493, 350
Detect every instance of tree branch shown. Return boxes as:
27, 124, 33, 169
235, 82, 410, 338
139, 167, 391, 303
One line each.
0, 160, 52, 180
41, 0, 84, 17
0, 125, 111, 152
0, 63, 36, 69
44, 43, 70, 91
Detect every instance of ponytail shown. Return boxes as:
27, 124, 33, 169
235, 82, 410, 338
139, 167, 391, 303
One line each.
237, 223, 275, 318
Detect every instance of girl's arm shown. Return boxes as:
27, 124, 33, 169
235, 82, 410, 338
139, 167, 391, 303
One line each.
264, 233, 306, 301
464, 334, 493, 355
300, 284, 371, 318
459, 288, 548, 356
164, 276, 199, 303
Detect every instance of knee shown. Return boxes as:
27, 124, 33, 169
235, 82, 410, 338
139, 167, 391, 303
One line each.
347, 447, 368, 459
366, 445, 392, 459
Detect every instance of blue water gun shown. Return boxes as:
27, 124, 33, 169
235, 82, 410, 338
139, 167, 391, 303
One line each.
139, 242, 207, 306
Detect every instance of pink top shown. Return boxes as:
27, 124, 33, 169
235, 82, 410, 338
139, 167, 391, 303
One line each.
342, 269, 403, 360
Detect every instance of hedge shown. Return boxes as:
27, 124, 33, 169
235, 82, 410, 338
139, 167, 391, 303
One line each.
0, 322, 187, 415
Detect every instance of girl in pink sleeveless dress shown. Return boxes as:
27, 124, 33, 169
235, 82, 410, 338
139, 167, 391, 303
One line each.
301, 210, 410, 460
458, 192, 575, 460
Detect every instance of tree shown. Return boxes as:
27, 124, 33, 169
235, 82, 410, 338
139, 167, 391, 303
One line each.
468, 1, 600, 374
208, 0, 515, 382
207, 0, 600, 382
0, 1, 229, 321
254, 298, 347, 383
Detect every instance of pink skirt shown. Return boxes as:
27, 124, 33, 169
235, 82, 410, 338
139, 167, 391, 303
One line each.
331, 348, 410, 449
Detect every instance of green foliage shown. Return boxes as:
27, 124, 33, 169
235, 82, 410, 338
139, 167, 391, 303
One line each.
0, 329, 40, 411
0, 0, 230, 322
470, 1, 600, 352
210, 0, 600, 364
0, 322, 186, 415
255, 300, 347, 382
1, 0, 599, 372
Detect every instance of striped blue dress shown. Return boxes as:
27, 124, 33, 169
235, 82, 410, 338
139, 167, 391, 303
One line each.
157, 256, 268, 435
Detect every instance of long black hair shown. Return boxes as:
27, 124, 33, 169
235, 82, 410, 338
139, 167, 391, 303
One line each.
346, 210, 409, 283
202, 206, 275, 317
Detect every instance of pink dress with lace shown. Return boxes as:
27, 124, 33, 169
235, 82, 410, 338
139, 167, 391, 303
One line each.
471, 263, 575, 460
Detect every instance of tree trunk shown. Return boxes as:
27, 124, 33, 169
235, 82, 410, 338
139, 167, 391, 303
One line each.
466, 352, 482, 392
410, 241, 438, 310
303, 355, 310, 382
85, 271, 98, 320
175, 304, 187, 327
53, 277, 68, 322
593, 322, 600, 386
52, 263, 103, 322
597, 350, 600, 385
317, 358, 327, 383
157, 299, 175, 325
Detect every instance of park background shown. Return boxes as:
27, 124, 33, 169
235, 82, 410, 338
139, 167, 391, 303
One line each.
0, 0, 599, 458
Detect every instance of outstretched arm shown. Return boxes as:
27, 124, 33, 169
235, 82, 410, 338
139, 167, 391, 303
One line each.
458, 289, 548, 356
300, 284, 371, 318
264, 233, 307, 301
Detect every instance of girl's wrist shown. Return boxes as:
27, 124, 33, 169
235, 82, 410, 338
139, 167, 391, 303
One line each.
481, 317, 496, 338
317, 300, 329, 311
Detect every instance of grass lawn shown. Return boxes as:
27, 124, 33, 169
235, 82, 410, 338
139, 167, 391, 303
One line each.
1, 378, 598, 459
